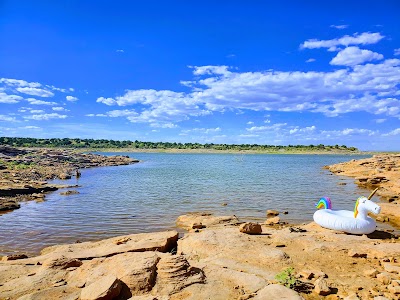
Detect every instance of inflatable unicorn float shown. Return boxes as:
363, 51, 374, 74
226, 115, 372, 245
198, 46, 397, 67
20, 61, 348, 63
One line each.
313, 188, 381, 234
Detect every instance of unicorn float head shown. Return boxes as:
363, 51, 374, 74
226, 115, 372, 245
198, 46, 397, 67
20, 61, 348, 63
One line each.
353, 196, 381, 219
313, 188, 381, 235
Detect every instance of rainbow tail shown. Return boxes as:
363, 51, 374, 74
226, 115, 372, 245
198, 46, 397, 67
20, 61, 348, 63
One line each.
315, 197, 332, 210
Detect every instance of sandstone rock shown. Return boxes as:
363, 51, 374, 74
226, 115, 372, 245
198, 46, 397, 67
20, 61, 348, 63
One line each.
325, 295, 340, 300
192, 223, 205, 229
364, 268, 379, 278
267, 209, 279, 216
38, 230, 179, 260
348, 249, 367, 258
314, 278, 331, 296
58, 173, 71, 180
0, 200, 20, 211
344, 294, 360, 300
253, 284, 304, 300
154, 254, 205, 295
80, 274, 122, 300
59, 190, 80, 195
68, 252, 160, 294
265, 216, 280, 225
383, 262, 400, 274
2, 254, 28, 261
239, 222, 262, 235
298, 270, 314, 280
388, 284, 400, 294
176, 213, 239, 230
373, 297, 390, 300
42, 256, 82, 269
376, 272, 392, 285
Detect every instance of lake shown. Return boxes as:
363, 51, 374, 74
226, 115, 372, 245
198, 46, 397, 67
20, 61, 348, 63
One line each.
0, 152, 374, 255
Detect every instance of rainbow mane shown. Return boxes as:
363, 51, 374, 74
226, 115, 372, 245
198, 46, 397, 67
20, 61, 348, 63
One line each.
354, 197, 361, 218
315, 197, 332, 210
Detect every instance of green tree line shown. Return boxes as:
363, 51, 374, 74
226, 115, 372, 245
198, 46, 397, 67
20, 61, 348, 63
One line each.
0, 137, 358, 152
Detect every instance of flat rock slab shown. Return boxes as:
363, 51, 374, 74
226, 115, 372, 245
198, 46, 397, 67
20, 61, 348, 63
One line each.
176, 213, 239, 230
5, 231, 178, 266
253, 284, 304, 300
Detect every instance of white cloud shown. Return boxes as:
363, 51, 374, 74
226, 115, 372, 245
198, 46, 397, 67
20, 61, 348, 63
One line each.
16, 87, 54, 97
330, 25, 348, 30
330, 46, 383, 66
24, 113, 67, 120
182, 127, 221, 134
322, 128, 377, 137
247, 123, 287, 132
96, 57, 400, 125
239, 134, 259, 138
306, 58, 316, 63
0, 78, 41, 88
383, 128, 400, 136
30, 110, 44, 114
300, 32, 384, 49
0, 115, 17, 122
150, 123, 177, 128
395, 48, 400, 56
26, 98, 58, 106
116, 49, 124, 53
247, 121, 254, 125
46, 85, 67, 93
191, 65, 231, 76
66, 95, 78, 102
289, 126, 316, 134
107, 109, 138, 117
97, 97, 116, 105
52, 106, 69, 111
0, 92, 23, 104
20, 125, 40, 129
374, 118, 386, 123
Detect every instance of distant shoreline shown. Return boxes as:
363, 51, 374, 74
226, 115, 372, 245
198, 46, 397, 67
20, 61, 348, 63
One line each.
84, 147, 384, 155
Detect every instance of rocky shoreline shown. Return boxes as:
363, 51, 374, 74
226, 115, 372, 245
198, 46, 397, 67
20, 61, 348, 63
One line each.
1, 212, 399, 300
325, 154, 400, 228
0, 146, 139, 213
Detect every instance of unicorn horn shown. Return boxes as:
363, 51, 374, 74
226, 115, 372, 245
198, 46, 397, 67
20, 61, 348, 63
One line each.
367, 187, 379, 200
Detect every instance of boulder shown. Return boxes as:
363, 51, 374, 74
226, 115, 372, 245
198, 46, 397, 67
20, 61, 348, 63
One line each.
68, 252, 161, 294
253, 284, 304, 299
314, 278, 331, 296
80, 274, 122, 300
239, 222, 262, 235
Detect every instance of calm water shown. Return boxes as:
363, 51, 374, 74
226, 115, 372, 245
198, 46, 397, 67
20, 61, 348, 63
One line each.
0, 153, 374, 255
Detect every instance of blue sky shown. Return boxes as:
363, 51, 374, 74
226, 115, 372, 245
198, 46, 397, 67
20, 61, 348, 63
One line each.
0, 1, 399, 150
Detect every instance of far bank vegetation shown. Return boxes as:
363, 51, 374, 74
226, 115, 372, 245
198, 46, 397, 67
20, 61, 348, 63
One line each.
0, 137, 358, 153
